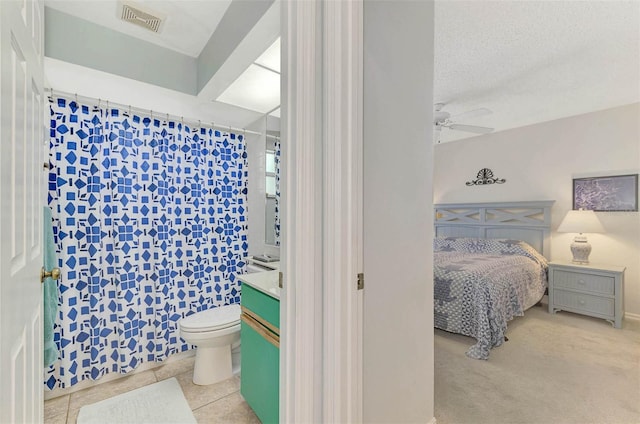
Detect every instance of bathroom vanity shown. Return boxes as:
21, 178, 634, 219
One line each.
239, 269, 280, 424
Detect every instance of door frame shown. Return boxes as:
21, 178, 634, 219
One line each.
280, 0, 363, 422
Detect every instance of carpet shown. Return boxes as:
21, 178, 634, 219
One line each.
76, 377, 197, 424
435, 300, 640, 424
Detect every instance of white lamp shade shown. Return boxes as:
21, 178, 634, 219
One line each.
557, 209, 605, 234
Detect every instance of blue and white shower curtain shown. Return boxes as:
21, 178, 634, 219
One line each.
45, 98, 248, 390
274, 138, 281, 246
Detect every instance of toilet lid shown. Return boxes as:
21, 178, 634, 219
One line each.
179, 304, 241, 332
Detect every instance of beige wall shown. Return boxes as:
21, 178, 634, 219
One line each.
434, 103, 640, 318
364, 1, 435, 422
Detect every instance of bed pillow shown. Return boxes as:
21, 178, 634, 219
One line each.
434, 237, 548, 268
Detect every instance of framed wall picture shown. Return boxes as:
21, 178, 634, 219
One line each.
573, 174, 639, 212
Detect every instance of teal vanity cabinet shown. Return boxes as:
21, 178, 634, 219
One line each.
240, 281, 280, 424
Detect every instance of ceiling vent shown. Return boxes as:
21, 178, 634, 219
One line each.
117, 1, 166, 33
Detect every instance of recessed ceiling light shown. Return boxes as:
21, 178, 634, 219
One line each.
269, 107, 281, 118
216, 64, 280, 113
255, 38, 280, 73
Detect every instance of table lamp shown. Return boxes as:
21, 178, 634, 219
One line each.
557, 209, 605, 264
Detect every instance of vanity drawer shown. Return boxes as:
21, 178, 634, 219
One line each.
552, 289, 614, 317
241, 283, 280, 330
552, 270, 614, 295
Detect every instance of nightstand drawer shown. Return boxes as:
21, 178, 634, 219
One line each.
553, 289, 614, 316
553, 270, 614, 295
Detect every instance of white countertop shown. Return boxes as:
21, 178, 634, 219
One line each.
240, 270, 281, 300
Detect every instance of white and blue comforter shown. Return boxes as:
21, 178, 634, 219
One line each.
434, 237, 548, 359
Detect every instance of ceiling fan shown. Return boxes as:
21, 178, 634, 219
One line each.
434, 103, 494, 142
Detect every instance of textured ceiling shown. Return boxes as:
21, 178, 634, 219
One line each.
45, 0, 232, 57
44, 1, 640, 137
434, 0, 640, 143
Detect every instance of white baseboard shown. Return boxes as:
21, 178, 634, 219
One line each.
44, 349, 195, 400
625, 312, 640, 321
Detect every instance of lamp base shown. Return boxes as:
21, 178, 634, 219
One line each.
570, 235, 591, 264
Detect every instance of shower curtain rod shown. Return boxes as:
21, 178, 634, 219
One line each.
45, 88, 269, 138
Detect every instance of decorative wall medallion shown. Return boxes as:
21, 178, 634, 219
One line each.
466, 168, 506, 186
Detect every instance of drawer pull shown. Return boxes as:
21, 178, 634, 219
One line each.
241, 306, 280, 337
579, 300, 586, 305
241, 311, 280, 348
578, 279, 585, 285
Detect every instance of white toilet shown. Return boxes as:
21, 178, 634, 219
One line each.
178, 304, 241, 385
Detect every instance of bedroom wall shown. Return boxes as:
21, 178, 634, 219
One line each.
364, 1, 435, 423
434, 103, 640, 318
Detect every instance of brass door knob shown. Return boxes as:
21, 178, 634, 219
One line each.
41, 267, 61, 284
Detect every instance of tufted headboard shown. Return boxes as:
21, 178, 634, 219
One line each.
434, 201, 555, 258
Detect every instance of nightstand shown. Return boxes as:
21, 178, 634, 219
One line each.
548, 261, 625, 328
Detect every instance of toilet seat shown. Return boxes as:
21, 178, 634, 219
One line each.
179, 304, 241, 333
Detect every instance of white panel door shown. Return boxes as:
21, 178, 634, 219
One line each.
0, 0, 45, 422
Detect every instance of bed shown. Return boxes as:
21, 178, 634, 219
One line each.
434, 201, 554, 359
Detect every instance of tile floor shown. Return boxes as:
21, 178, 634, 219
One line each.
44, 356, 260, 424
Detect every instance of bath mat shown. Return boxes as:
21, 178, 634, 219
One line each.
76, 377, 196, 424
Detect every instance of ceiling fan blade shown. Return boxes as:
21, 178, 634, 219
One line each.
450, 108, 492, 121
448, 123, 494, 134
